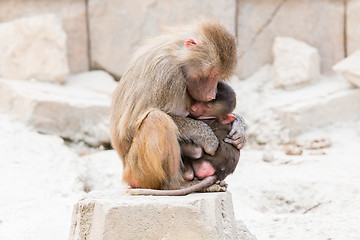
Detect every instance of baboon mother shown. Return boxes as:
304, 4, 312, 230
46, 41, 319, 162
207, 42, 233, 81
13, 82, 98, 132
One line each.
110, 19, 244, 190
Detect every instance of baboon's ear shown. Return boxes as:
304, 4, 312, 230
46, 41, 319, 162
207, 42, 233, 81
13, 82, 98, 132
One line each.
185, 38, 197, 48
220, 113, 236, 125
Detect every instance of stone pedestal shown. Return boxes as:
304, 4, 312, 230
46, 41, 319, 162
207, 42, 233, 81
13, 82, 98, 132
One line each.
69, 190, 250, 240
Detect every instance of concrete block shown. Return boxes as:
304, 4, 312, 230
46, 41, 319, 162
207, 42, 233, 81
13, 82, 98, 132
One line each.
0, 14, 69, 83
69, 191, 249, 240
67, 71, 117, 96
333, 50, 360, 87
0, 78, 110, 146
0, 0, 89, 73
273, 37, 320, 88
274, 89, 360, 134
231, 67, 353, 145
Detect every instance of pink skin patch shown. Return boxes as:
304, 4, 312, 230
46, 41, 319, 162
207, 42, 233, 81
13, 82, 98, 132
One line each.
128, 179, 139, 188
192, 160, 216, 179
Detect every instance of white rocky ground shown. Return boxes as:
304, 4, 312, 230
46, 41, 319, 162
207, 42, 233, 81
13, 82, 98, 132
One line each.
227, 122, 360, 240
0, 113, 85, 240
1, 110, 359, 240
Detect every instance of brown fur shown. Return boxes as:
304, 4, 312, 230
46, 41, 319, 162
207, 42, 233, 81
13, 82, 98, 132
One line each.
110, 19, 237, 190
123, 109, 181, 189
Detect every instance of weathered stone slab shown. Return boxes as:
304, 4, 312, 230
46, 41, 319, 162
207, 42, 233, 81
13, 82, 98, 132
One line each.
88, 0, 236, 78
333, 50, 360, 87
274, 89, 360, 134
231, 67, 354, 145
0, 14, 69, 83
347, 0, 360, 55
273, 37, 320, 88
0, 78, 110, 146
0, 0, 88, 73
69, 191, 251, 240
67, 70, 117, 96
237, 0, 345, 79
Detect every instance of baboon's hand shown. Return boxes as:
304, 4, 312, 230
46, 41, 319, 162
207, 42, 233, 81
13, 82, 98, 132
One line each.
170, 115, 219, 156
197, 129, 219, 156
224, 114, 246, 149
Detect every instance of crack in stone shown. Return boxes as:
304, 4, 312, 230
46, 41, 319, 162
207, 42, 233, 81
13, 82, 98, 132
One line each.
344, 0, 348, 57
85, 0, 92, 70
250, 0, 288, 45
239, 0, 288, 59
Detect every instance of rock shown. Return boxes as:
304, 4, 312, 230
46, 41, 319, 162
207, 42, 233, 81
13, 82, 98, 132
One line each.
262, 151, 275, 162
67, 70, 117, 96
0, 0, 88, 73
301, 138, 332, 150
333, 50, 360, 87
237, 220, 257, 240
0, 113, 84, 240
0, 78, 110, 146
69, 191, 251, 240
82, 150, 126, 192
272, 37, 320, 88
231, 66, 353, 145
275, 89, 360, 134
237, 0, 344, 79
284, 145, 303, 156
88, 0, 236, 78
347, 0, 360, 55
0, 14, 69, 83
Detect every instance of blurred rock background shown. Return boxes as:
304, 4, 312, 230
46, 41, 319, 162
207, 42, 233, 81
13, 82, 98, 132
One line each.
0, 1, 360, 240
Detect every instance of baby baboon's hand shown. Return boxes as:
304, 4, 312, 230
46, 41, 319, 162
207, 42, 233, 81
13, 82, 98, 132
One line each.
225, 114, 246, 149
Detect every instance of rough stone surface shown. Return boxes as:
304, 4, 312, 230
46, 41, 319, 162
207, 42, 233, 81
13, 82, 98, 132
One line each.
272, 37, 320, 88
88, 0, 236, 78
69, 191, 249, 240
237, 0, 344, 79
230, 67, 353, 145
332, 50, 360, 87
0, 78, 110, 146
237, 220, 257, 240
0, 0, 88, 73
0, 112, 85, 240
347, 0, 360, 55
274, 89, 360, 134
82, 150, 126, 191
0, 14, 69, 83
67, 70, 117, 96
